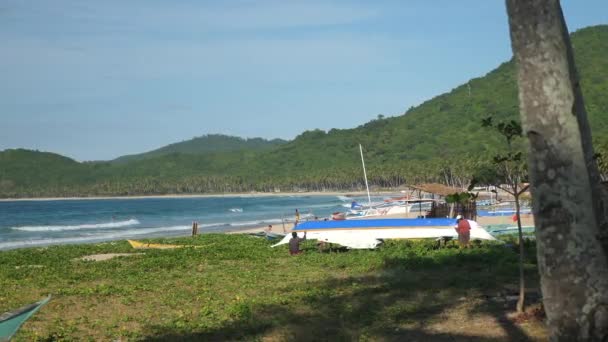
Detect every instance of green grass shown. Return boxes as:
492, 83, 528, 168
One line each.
0, 235, 546, 341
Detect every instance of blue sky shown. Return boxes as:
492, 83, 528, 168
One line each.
1, 0, 606, 161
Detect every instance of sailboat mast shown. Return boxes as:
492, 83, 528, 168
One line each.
359, 144, 372, 207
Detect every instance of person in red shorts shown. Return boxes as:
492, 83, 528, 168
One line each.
512, 213, 519, 223
454, 215, 471, 248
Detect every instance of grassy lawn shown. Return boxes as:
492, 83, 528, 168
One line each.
0, 235, 546, 341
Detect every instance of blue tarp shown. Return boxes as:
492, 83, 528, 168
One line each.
294, 218, 456, 231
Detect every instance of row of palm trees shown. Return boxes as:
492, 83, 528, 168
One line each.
0, 157, 497, 198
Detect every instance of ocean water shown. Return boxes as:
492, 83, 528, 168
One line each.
0, 195, 377, 250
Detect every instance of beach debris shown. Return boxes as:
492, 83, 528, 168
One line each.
14, 265, 45, 269
77, 253, 144, 262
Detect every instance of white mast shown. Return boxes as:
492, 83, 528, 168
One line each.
359, 144, 372, 207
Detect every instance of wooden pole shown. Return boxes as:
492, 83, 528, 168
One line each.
192, 221, 198, 236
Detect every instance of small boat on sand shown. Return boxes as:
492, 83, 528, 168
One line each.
248, 231, 286, 240
128, 240, 205, 249
265, 231, 285, 240
248, 232, 266, 238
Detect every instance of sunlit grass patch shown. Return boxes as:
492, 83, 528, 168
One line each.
0, 234, 545, 341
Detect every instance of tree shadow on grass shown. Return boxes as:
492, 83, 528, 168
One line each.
142, 245, 542, 341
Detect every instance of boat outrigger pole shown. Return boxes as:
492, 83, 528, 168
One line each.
359, 144, 372, 207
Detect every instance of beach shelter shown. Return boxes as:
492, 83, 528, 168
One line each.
0, 296, 51, 341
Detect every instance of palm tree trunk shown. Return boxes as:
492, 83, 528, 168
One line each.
506, 0, 608, 339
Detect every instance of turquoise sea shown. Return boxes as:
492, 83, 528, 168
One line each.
0, 195, 375, 250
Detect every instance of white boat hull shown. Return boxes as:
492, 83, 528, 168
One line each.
272, 220, 495, 249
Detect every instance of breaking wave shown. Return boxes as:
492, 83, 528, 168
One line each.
0, 225, 191, 250
11, 219, 140, 232
229, 218, 284, 227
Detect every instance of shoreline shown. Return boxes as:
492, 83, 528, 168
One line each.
0, 213, 534, 251
0, 192, 534, 251
227, 213, 536, 236
0, 190, 388, 202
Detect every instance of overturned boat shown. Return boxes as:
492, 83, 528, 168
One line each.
272, 218, 496, 249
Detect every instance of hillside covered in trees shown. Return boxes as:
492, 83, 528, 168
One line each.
112, 134, 287, 163
1, 25, 607, 198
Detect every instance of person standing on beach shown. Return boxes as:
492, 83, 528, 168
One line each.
289, 231, 306, 255
454, 215, 471, 248
295, 209, 300, 226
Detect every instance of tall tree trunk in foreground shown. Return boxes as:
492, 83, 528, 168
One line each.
506, 0, 608, 340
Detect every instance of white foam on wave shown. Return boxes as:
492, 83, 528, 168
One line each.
230, 218, 284, 227
230, 220, 268, 227
304, 203, 336, 209
197, 222, 228, 228
11, 219, 141, 232
0, 212, 329, 250
265, 218, 285, 224
0, 225, 192, 250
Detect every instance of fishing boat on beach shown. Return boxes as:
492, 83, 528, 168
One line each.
332, 212, 346, 220
272, 218, 496, 249
128, 240, 205, 249
476, 198, 531, 215
346, 198, 438, 218
248, 230, 286, 240
265, 231, 285, 240
335, 145, 442, 220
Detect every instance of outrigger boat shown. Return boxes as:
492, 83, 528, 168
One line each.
265, 231, 285, 240
272, 218, 496, 249
127, 240, 207, 249
0, 296, 51, 341
345, 199, 438, 218
248, 231, 286, 240
336, 145, 441, 220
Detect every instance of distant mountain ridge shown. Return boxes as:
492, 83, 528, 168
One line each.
112, 134, 287, 163
1, 25, 607, 197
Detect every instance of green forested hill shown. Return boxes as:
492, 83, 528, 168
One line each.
0, 150, 87, 192
112, 134, 287, 163
2, 25, 607, 197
